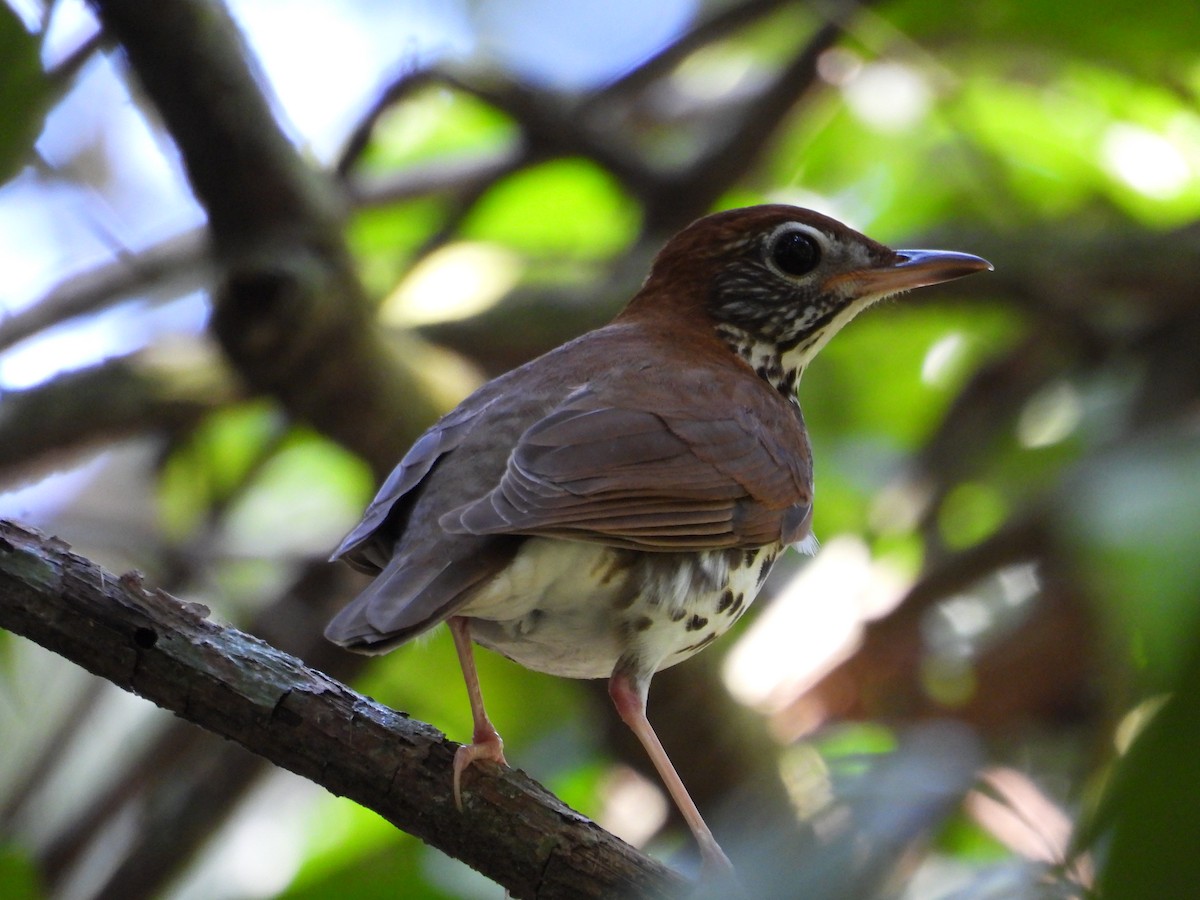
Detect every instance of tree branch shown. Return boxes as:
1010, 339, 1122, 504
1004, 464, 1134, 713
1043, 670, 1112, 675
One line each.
0, 229, 210, 356
39, 562, 371, 899
0, 348, 237, 488
86, 0, 455, 479
0, 518, 685, 899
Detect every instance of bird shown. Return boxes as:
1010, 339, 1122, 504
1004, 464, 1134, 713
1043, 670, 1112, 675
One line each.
326, 204, 991, 872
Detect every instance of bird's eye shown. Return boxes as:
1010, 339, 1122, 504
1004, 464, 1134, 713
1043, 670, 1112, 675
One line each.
769, 229, 821, 277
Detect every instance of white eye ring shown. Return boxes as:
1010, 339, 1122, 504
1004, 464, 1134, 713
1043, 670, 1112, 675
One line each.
765, 223, 826, 279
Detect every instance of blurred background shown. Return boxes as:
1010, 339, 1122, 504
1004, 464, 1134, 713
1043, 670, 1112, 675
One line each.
1, 0, 1199, 897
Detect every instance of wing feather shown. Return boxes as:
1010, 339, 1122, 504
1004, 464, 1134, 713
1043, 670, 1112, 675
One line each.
442, 381, 811, 550
330, 398, 493, 572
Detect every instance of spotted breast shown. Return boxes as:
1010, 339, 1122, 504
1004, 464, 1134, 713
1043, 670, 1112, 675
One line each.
463, 539, 798, 680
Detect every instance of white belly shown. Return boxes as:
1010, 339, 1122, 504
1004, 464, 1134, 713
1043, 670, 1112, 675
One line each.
460, 537, 776, 679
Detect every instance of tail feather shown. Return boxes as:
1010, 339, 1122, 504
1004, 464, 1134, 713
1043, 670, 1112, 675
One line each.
325, 536, 522, 653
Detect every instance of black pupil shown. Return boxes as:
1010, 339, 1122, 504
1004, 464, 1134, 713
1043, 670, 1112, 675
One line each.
771, 230, 820, 276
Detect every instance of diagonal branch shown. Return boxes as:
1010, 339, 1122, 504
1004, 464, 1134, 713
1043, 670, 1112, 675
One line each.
0, 348, 237, 488
0, 230, 210, 357
0, 518, 685, 899
85, 0, 453, 479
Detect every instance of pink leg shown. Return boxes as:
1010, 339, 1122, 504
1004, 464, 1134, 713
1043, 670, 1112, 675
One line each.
448, 616, 507, 809
609, 669, 734, 874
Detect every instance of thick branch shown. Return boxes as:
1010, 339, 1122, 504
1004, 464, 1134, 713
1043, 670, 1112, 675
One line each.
86, 0, 452, 479
0, 519, 685, 899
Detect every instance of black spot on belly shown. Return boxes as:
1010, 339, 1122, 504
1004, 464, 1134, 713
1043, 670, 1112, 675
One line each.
686, 614, 708, 632
634, 615, 654, 632
757, 552, 777, 587
669, 607, 687, 622
611, 579, 640, 610
729, 592, 745, 616
717, 589, 736, 614
678, 631, 720, 654
743, 549, 758, 569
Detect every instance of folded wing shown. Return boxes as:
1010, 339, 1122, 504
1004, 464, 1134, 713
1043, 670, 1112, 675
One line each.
441, 380, 812, 550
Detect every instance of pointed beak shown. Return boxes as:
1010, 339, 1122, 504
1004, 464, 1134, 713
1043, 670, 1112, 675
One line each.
827, 249, 993, 296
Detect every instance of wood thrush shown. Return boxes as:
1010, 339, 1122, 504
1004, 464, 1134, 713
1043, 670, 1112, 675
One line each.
326, 204, 991, 871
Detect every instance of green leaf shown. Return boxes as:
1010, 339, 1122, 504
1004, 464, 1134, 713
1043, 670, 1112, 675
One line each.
934, 811, 1011, 862
1096, 641, 1200, 898
0, 845, 42, 900
0, 7, 51, 185
157, 401, 285, 539
938, 480, 1008, 550
220, 430, 375, 558
462, 158, 639, 259
360, 86, 516, 172
348, 198, 449, 296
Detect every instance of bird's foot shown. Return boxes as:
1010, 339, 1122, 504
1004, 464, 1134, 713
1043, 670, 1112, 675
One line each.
452, 727, 507, 810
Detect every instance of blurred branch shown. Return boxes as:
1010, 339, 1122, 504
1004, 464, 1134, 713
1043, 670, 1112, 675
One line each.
338, 0, 865, 253
86, 0, 452, 479
336, 66, 454, 177
0, 347, 237, 488
641, 11, 853, 231
586, 0, 790, 104
799, 514, 1098, 733
347, 146, 524, 208
0, 519, 686, 899
0, 229, 210, 355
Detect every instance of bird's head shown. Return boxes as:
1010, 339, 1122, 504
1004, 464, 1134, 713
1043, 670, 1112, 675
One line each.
627, 204, 992, 390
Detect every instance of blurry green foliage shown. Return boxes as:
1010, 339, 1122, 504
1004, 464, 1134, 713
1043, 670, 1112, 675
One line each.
958, 68, 1200, 225
0, 7, 51, 185
938, 481, 1008, 550
934, 810, 1011, 863
158, 402, 373, 560
886, 0, 1200, 75
810, 722, 898, 770
461, 158, 640, 259
1063, 437, 1200, 691
283, 795, 454, 900
359, 87, 517, 173
808, 304, 1024, 448
220, 432, 375, 557
349, 198, 450, 296
802, 303, 1023, 540
0, 846, 40, 900
158, 401, 286, 539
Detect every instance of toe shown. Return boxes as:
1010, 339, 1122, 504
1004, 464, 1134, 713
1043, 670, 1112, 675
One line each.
452, 735, 506, 810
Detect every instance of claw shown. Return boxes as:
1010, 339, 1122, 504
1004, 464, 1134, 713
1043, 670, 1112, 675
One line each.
452, 731, 507, 810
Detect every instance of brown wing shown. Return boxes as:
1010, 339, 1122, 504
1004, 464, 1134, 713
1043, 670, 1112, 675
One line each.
330, 398, 494, 573
440, 376, 812, 550
325, 393, 519, 650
